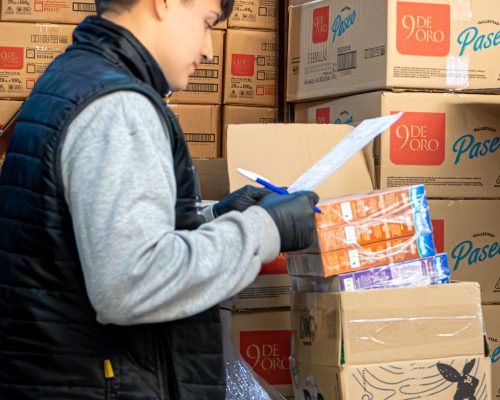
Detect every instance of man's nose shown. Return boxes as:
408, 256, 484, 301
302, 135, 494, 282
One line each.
201, 31, 214, 62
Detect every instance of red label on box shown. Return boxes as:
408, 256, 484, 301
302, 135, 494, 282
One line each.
390, 111, 445, 165
431, 219, 445, 254
231, 54, 255, 76
396, 2, 450, 56
316, 107, 330, 124
260, 253, 287, 275
312, 6, 329, 44
0, 47, 24, 70
240, 330, 292, 385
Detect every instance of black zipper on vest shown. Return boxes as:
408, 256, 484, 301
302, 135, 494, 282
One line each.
155, 329, 180, 400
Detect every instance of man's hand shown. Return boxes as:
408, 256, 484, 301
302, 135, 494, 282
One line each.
212, 185, 273, 217
257, 191, 319, 252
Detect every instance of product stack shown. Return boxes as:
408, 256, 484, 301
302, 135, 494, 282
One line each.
287, 1, 499, 396
286, 184, 493, 399
0, 0, 93, 165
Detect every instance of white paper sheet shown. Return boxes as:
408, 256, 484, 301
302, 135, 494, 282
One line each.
288, 112, 404, 192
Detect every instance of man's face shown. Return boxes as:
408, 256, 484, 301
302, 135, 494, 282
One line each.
159, 0, 221, 91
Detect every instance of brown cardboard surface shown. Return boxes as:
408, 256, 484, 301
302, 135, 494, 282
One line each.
222, 105, 277, 158
230, 309, 293, 397
192, 158, 229, 200
168, 30, 224, 104
0, 22, 75, 99
294, 91, 500, 198
213, 18, 227, 30
1, 0, 94, 23
292, 355, 492, 400
222, 253, 291, 310
167, 104, 221, 159
226, 124, 373, 199
0, 99, 22, 166
292, 282, 484, 366
482, 305, 500, 399
429, 200, 500, 305
224, 29, 277, 106
228, 0, 277, 30
287, 0, 500, 102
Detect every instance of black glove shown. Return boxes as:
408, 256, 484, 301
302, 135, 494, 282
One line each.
258, 191, 319, 252
212, 185, 273, 217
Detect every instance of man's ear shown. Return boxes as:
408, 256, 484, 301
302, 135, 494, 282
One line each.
153, 0, 168, 20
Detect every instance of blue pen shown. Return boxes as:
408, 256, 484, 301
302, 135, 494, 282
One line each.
237, 168, 322, 214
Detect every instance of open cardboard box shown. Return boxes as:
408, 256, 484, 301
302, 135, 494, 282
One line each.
291, 281, 491, 399
292, 281, 485, 367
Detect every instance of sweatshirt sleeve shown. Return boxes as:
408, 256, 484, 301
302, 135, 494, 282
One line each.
61, 91, 280, 325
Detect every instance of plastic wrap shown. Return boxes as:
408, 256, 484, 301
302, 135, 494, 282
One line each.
291, 253, 450, 292
224, 319, 287, 400
287, 185, 437, 277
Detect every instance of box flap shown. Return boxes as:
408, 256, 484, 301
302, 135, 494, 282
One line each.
226, 124, 373, 199
340, 282, 484, 365
292, 292, 342, 366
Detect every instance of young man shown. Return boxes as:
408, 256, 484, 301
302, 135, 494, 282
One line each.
0, 0, 319, 398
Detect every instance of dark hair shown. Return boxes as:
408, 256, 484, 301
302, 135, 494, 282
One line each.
95, 0, 234, 21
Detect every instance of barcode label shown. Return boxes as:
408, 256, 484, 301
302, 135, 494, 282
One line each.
191, 69, 218, 79
201, 56, 219, 65
185, 83, 218, 93
337, 51, 357, 71
73, 2, 96, 12
185, 133, 215, 143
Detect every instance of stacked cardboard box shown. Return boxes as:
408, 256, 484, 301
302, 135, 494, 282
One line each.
290, 282, 491, 399
287, 2, 499, 391
223, 122, 375, 398
0, 0, 85, 161
286, 184, 496, 399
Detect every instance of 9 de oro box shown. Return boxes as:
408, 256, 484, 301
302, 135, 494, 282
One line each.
222, 105, 277, 158
295, 91, 500, 198
429, 199, 500, 305
483, 305, 500, 398
0, 22, 74, 99
287, 0, 500, 102
224, 29, 277, 106
229, 308, 293, 397
167, 104, 221, 159
228, 0, 278, 30
1, 0, 94, 24
169, 30, 224, 104
0, 99, 22, 166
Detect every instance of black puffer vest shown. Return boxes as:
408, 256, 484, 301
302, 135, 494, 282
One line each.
0, 16, 225, 400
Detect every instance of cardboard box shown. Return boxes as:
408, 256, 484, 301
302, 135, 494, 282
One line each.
287, 0, 500, 102
168, 104, 221, 159
192, 159, 229, 200
230, 308, 293, 397
226, 124, 373, 199
222, 253, 292, 310
291, 253, 451, 292
222, 105, 277, 158
295, 91, 500, 198
429, 199, 500, 305
214, 19, 227, 30
224, 29, 277, 106
228, 0, 277, 30
483, 305, 500, 399
1, 0, 94, 23
0, 99, 22, 166
0, 22, 74, 99
292, 282, 484, 366
291, 355, 492, 400
168, 30, 224, 104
